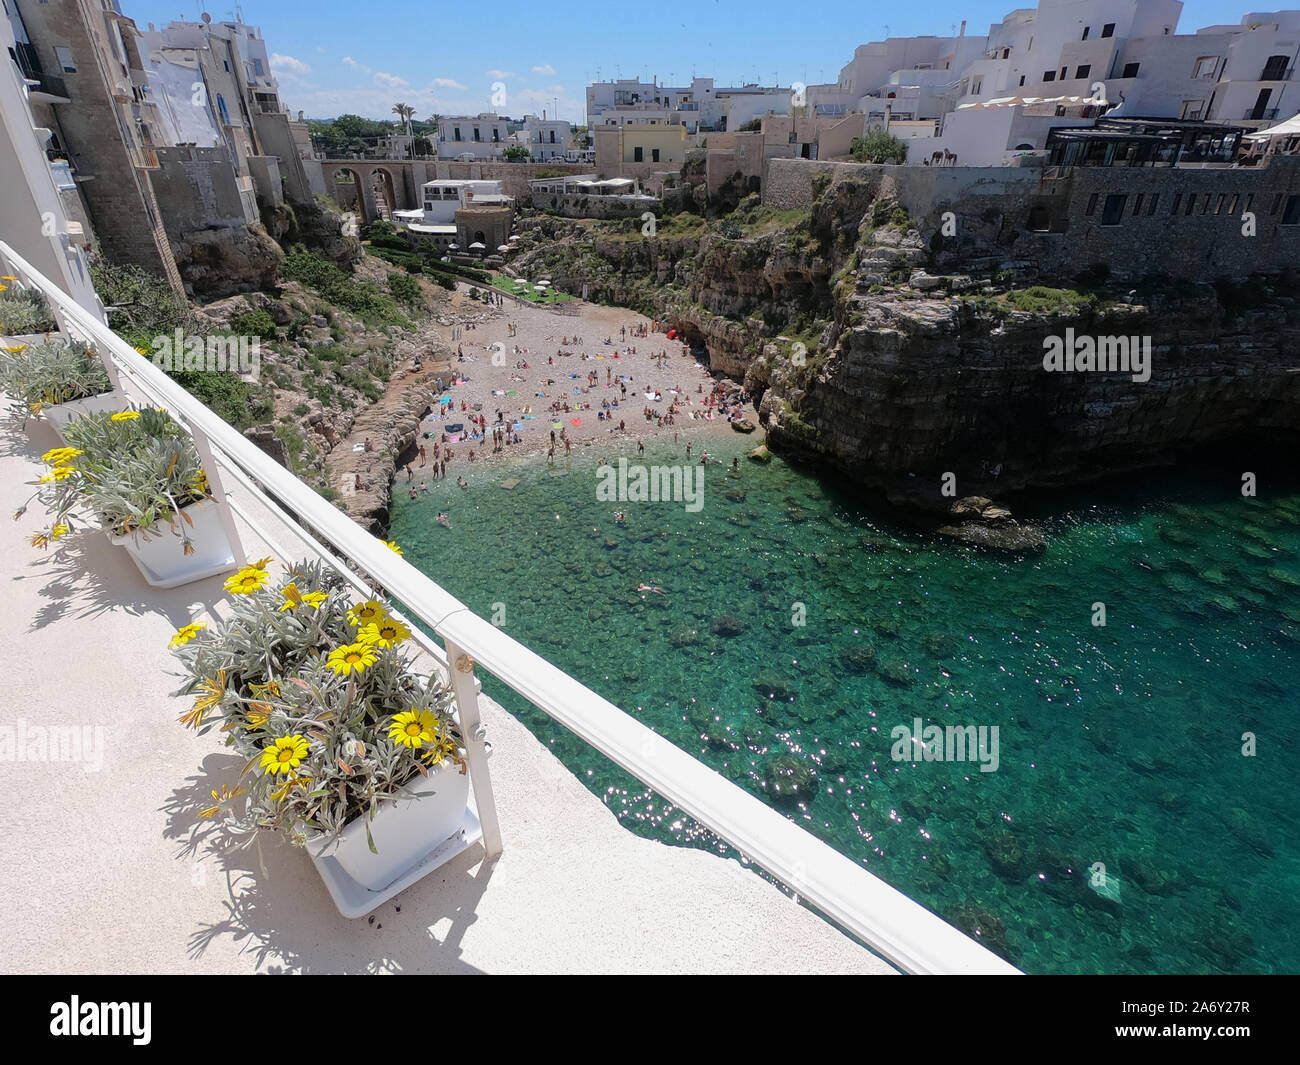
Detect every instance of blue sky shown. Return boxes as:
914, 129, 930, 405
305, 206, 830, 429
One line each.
124, 1, 1252, 121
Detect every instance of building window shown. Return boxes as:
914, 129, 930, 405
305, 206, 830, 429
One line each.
1147, 194, 1159, 215
216, 93, 230, 126
1019, 75, 1026, 86
1185, 194, 1196, 215
1122, 63, 1140, 79
1082, 27, 1090, 41
1075, 65, 1091, 80
1043, 70, 1056, 82
549, 130, 556, 143
971, 75, 983, 95
1245, 194, 1254, 214
1283, 195, 1300, 224
54, 46, 76, 73
1201, 195, 1210, 215
1100, 194, 1127, 225
473, 127, 481, 141
1085, 192, 1099, 215
1101, 23, 1115, 38
493, 129, 500, 141
454, 128, 462, 141
1060, 67, 1067, 80
1271, 193, 1283, 214
1133, 193, 1144, 215
1215, 193, 1226, 214
1194, 57, 1218, 79
252, 57, 264, 77
652, 148, 660, 162
1169, 193, 1182, 214
633, 146, 643, 162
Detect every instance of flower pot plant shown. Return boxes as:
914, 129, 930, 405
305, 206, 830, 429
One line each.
171, 557, 471, 893
0, 282, 58, 337
20, 405, 240, 587
0, 339, 119, 433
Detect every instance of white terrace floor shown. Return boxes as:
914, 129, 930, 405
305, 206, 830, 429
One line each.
0, 408, 895, 975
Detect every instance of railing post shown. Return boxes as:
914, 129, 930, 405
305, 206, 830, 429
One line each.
444, 638, 503, 858
185, 425, 247, 569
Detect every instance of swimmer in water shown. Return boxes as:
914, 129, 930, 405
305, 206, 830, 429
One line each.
636, 583, 666, 595
437, 512, 450, 527
614, 511, 626, 523
457, 476, 468, 489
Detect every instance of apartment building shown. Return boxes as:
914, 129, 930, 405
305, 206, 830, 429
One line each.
9, 0, 182, 292
510, 114, 572, 161
438, 114, 511, 160
587, 76, 795, 133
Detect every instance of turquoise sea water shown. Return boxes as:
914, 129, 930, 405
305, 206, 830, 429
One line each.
389, 438, 1300, 974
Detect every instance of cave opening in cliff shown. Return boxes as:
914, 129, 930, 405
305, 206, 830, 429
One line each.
674, 322, 711, 368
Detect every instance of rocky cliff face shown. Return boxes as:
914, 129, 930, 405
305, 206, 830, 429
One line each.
511, 189, 1300, 507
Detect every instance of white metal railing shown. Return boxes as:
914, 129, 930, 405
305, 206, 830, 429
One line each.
0, 239, 1020, 975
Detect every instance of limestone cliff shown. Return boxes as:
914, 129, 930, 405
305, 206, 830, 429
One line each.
511, 187, 1300, 509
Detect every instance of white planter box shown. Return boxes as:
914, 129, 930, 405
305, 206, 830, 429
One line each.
109, 495, 240, 588
42, 391, 123, 438
310, 759, 471, 892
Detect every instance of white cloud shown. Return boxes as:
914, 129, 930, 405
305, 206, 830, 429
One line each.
271, 53, 311, 77
485, 69, 516, 79
433, 77, 467, 90
373, 71, 409, 90
342, 56, 357, 66
532, 64, 556, 76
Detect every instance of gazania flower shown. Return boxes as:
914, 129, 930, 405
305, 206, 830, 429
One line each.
179, 669, 227, 728
244, 701, 272, 730
0, 275, 16, 281
326, 641, 377, 676
3, 344, 27, 354
50, 522, 70, 540
198, 783, 244, 819
270, 773, 309, 803
223, 564, 270, 595
388, 709, 439, 749
260, 735, 309, 777
421, 730, 460, 765
347, 600, 387, 627
134, 347, 149, 355
360, 617, 411, 649
384, 540, 404, 556
169, 621, 206, 648
250, 679, 281, 699
38, 465, 77, 483
110, 410, 141, 421
40, 446, 82, 465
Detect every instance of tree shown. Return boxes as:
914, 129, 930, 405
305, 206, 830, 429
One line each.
391, 102, 415, 137
736, 117, 762, 132
850, 129, 908, 164
503, 144, 531, 162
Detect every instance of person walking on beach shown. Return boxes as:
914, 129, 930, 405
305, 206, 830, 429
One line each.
419, 444, 426, 467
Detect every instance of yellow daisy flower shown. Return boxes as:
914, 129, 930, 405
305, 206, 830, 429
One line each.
40, 446, 82, 465
360, 617, 411, 649
3, 344, 27, 354
260, 735, 309, 777
244, 701, 272, 729
347, 600, 387, 627
223, 564, 270, 595
269, 773, 309, 803
326, 641, 377, 676
110, 410, 141, 421
250, 679, 281, 699
198, 783, 244, 819
384, 540, 404, 556
37, 465, 77, 483
421, 731, 460, 766
50, 522, 70, 540
134, 347, 149, 355
169, 621, 206, 648
0, 275, 16, 281
387, 709, 439, 749
179, 669, 227, 729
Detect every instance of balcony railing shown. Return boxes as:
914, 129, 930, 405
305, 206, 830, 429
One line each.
0, 239, 1019, 976
23, 70, 70, 100
1243, 108, 1281, 120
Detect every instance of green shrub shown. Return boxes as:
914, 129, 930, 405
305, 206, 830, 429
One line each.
850, 130, 908, 165
230, 307, 278, 338
0, 287, 57, 334
387, 271, 423, 307
281, 251, 407, 326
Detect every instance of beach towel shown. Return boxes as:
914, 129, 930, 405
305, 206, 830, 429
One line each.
492, 389, 505, 396
447, 433, 462, 443
552, 422, 562, 430
512, 422, 524, 432
506, 390, 517, 396
523, 414, 535, 420
439, 396, 452, 405
351, 443, 365, 452
570, 418, 583, 427
446, 423, 464, 433
644, 393, 655, 401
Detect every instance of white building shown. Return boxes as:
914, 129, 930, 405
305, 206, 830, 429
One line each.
0, 2, 101, 317
809, 3, 1300, 165
438, 115, 511, 160
392, 179, 511, 243
511, 115, 572, 161
586, 77, 795, 133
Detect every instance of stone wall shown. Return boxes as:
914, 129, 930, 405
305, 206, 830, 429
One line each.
763, 157, 1300, 282
151, 147, 247, 230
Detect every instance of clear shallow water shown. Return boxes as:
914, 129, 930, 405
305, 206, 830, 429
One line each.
390, 440, 1300, 974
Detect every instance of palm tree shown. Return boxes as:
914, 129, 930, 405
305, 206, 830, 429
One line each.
391, 102, 414, 138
